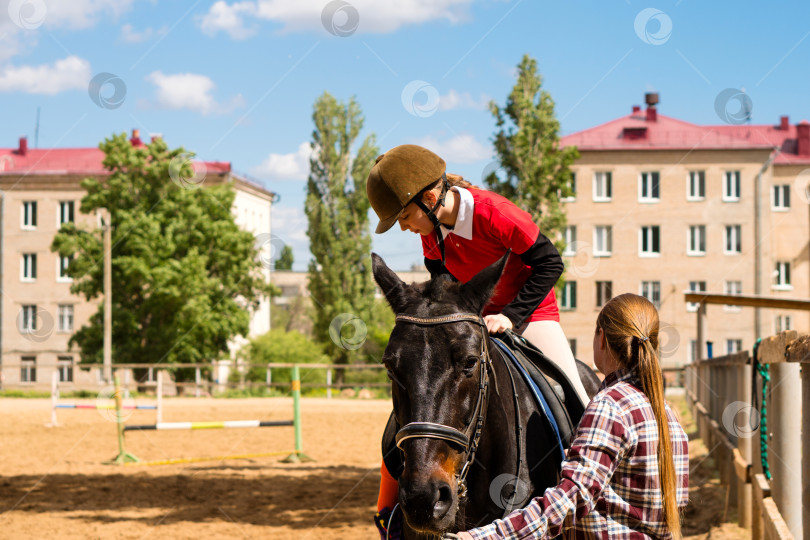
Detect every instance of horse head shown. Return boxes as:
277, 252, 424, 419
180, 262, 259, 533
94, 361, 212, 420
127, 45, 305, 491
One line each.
372, 253, 509, 535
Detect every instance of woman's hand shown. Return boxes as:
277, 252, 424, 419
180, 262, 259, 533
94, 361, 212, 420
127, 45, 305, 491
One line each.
483, 313, 513, 334
453, 532, 474, 540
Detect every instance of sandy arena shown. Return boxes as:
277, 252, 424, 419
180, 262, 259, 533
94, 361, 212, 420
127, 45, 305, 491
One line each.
0, 396, 745, 539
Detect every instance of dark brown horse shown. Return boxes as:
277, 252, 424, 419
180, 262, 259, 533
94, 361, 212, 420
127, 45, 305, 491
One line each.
373, 253, 598, 538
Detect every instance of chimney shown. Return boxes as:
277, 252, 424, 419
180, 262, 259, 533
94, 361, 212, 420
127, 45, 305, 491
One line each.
797, 120, 810, 157
129, 128, 143, 147
632, 105, 641, 114
780, 116, 790, 130
17, 137, 28, 156
645, 92, 659, 122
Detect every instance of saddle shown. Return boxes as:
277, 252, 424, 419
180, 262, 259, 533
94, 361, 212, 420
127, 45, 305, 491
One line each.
382, 330, 587, 481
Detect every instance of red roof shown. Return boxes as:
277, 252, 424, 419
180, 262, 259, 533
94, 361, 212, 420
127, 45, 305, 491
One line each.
561, 109, 810, 164
0, 146, 231, 175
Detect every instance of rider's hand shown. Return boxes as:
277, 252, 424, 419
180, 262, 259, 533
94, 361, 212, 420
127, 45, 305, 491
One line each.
483, 313, 513, 334
454, 533, 474, 540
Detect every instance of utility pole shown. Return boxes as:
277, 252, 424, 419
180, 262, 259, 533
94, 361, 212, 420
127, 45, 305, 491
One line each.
99, 208, 112, 383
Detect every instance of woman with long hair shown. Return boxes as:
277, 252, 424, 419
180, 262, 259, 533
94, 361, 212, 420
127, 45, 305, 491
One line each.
456, 293, 689, 539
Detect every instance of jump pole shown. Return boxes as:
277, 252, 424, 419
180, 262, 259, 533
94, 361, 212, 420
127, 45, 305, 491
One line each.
107, 374, 140, 465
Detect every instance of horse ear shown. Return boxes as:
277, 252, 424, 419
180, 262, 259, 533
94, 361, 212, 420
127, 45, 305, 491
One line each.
372, 253, 409, 313
459, 251, 510, 314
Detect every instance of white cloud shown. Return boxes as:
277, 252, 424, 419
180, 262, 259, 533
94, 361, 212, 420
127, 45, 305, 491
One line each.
146, 71, 244, 115
0, 55, 90, 94
439, 89, 490, 111
251, 142, 312, 181
41, 0, 135, 29
414, 134, 490, 165
271, 206, 309, 243
200, 0, 258, 39
120, 23, 167, 43
199, 0, 472, 37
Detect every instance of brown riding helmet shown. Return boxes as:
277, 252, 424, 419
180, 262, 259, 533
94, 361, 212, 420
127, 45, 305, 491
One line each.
366, 144, 446, 234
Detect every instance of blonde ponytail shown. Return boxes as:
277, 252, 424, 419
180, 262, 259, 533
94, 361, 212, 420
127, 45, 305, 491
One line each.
597, 294, 682, 538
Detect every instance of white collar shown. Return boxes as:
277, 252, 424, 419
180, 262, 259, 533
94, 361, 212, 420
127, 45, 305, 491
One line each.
440, 186, 474, 240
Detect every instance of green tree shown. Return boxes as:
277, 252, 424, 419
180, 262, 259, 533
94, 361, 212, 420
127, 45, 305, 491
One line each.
305, 92, 378, 381
486, 54, 579, 254
275, 244, 294, 270
52, 133, 274, 377
235, 329, 328, 389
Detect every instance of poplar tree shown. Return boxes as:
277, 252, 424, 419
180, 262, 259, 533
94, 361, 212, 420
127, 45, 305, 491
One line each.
486, 54, 579, 253
305, 92, 378, 379
275, 245, 294, 270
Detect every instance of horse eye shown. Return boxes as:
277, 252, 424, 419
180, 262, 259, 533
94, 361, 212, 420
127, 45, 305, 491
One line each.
462, 355, 479, 374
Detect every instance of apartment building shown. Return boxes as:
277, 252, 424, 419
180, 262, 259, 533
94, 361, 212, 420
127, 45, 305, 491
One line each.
0, 131, 275, 390
559, 94, 810, 368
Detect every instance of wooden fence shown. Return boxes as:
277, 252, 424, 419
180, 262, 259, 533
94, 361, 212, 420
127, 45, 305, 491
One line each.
686, 330, 810, 539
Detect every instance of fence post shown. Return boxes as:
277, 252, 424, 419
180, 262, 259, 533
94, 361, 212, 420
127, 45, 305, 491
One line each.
266, 364, 271, 388
737, 355, 752, 529
769, 360, 802, 537
195, 367, 201, 398
326, 368, 332, 400
50, 370, 59, 426
156, 370, 163, 423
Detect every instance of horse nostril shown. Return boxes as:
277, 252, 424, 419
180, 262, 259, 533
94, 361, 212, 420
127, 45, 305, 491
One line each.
432, 482, 454, 520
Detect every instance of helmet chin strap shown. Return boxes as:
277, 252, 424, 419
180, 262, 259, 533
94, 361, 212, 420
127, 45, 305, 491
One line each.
413, 173, 452, 267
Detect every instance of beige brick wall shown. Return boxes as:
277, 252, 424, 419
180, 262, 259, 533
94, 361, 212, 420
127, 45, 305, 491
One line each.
559, 149, 808, 368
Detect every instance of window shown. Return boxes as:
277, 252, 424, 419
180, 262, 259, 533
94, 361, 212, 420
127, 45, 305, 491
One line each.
563, 226, 576, 256
726, 339, 743, 354
775, 315, 793, 333
593, 171, 612, 201
723, 171, 741, 201
19, 305, 37, 334
772, 185, 790, 210
724, 225, 742, 254
561, 281, 577, 310
21, 253, 37, 281
688, 339, 698, 363
58, 356, 74, 383
22, 201, 37, 228
59, 201, 75, 226
640, 281, 661, 308
58, 305, 74, 332
687, 171, 705, 200
593, 226, 612, 256
58, 255, 73, 281
561, 173, 576, 202
774, 262, 792, 290
568, 339, 577, 358
639, 171, 660, 202
20, 356, 36, 383
639, 226, 660, 256
724, 281, 742, 312
596, 281, 613, 307
687, 281, 706, 312
687, 225, 706, 256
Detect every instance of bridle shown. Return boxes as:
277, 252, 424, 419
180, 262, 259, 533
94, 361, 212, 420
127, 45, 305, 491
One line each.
393, 312, 491, 500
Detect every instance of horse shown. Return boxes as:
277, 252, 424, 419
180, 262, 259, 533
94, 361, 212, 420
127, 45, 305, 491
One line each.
372, 253, 599, 538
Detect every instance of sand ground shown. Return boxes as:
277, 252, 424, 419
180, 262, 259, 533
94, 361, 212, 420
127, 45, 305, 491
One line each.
0, 396, 747, 539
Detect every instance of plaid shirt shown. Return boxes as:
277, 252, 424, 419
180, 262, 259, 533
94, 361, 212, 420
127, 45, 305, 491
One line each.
467, 368, 689, 539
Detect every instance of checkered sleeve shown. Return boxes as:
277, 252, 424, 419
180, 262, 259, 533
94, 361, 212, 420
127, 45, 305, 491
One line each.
466, 395, 632, 540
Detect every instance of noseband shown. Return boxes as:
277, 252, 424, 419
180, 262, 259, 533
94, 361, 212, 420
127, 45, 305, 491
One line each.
393, 313, 491, 500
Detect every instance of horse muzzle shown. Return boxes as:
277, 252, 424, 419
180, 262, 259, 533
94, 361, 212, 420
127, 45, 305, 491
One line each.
399, 473, 459, 533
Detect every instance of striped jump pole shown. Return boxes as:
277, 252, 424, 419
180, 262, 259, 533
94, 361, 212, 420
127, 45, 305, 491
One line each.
124, 419, 293, 431
56, 404, 157, 410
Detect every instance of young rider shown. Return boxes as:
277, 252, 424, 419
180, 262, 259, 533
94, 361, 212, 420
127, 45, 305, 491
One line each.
456, 293, 689, 539
366, 144, 591, 535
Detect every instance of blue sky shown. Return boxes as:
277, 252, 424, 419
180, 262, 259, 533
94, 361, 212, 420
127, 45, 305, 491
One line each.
2, 0, 809, 270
